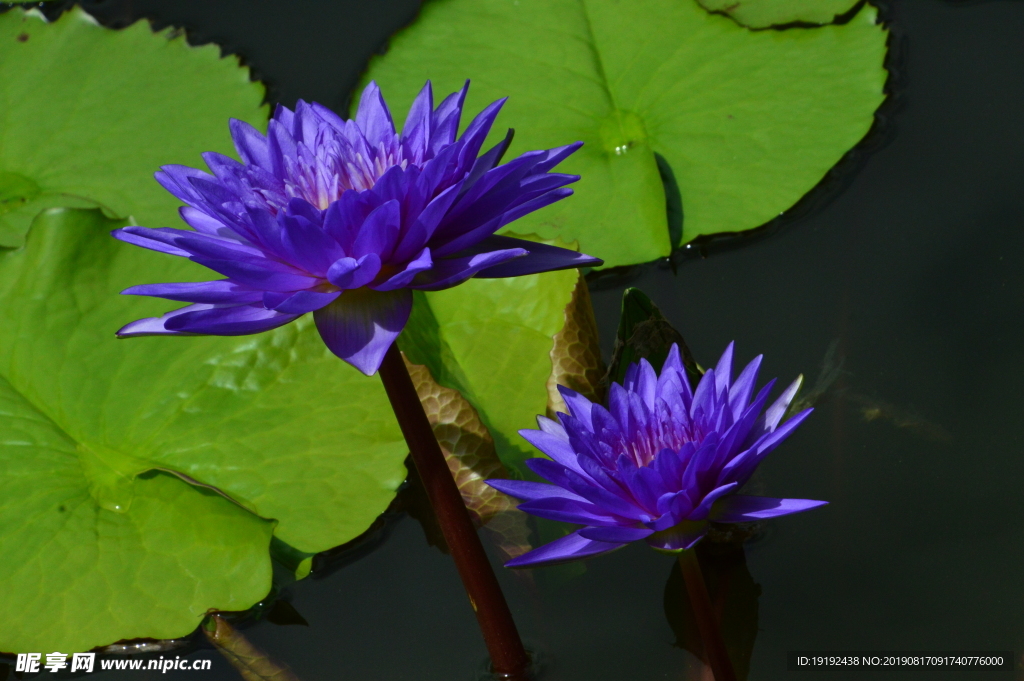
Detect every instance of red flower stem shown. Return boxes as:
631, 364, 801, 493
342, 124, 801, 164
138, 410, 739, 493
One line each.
678, 549, 736, 681
378, 343, 531, 680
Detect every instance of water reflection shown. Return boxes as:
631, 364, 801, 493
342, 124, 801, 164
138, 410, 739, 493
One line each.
790, 338, 952, 443
664, 532, 761, 681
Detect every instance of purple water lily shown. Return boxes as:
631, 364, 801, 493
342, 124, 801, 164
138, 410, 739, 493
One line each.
113, 81, 599, 375
488, 343, 827, 568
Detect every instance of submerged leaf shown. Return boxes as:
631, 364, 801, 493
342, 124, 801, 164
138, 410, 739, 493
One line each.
400, 267, 580, 472
405, 358, 532, 561
0, 209, 408, 651
361, 0, 887, 267
204, 614, 300, 681
607, 288, 702, 386
546, 273, 606, 418
696, 0, 860, 28
0, 7, 266, 247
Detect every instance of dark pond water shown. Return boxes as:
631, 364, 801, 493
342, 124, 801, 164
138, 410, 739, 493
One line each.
7, 0, 1024, 679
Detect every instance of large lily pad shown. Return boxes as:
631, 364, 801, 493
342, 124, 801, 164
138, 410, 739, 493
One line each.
0, 209, 408, 651
0, 6, 266, 247
361, 0, 887, 267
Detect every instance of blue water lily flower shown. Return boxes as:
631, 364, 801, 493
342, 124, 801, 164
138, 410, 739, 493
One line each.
488, 343, 827, 567
113, 81, 599, 374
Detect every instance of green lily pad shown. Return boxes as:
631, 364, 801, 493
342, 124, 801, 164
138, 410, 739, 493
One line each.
400, 264, 579, 473
0, 6, 267, 248
0, 209, 408, 651
696, 0, 859, 28
360, 0, 887, 267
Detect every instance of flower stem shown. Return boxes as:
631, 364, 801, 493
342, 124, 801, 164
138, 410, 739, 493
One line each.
378, 343, 531, 680
678, 549, 736, 681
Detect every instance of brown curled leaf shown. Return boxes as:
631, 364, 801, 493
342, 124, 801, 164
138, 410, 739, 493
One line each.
404, 357, 533, 561
547, 272, 606, 418
203, 614, 300, 681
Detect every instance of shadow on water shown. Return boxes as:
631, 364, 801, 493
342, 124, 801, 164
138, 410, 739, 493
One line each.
664, 536, 761, 681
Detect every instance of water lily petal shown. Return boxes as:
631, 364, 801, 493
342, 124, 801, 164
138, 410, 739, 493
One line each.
497, 186, 576, 228
230, 118, 272, 168
517, 497, 628, 527
409, 246, 525, 291
327, 253, 382, 290
122, 280, 263, 305
764, 375, 804, 431
371, 247, 433, 292
505, 530, 624, 568
728, 354, 763, 420
162, 303, 300, 335
711, 495, 828, 522
456, 97, 507, 171
355, 81, 397, 149
265, 289, 341, 315
557, 386, 596, 431
518, 428, 585, 473
714, 342, 735, 392
154, 164, 216, 207
189, 257, 320, 292
485, 479, 588, 504
179, 211, 242, 246
429, 80, 469, 156
401, 80, 434, 163
117, 302, 298, 337
351, 200, 401, 261
579, 526, 654, 543
313, 288, 412, 375
278, 206, 344, 275
112, 226, 193, 257
458, 128, 515, 200
689, 481, 739, 521
471, 235, 602, 278
116, 304, 211, 337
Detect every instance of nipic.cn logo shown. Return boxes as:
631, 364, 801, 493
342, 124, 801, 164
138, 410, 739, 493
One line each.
15, 652, 213, 673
